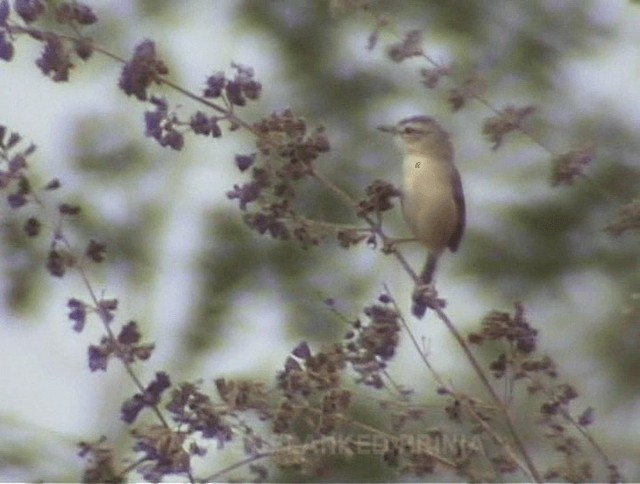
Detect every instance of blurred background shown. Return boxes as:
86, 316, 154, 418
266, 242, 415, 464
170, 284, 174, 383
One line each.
0, 0, 638, 481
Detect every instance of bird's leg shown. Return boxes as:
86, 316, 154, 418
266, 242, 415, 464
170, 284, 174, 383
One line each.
383, 237, 418, 254
411, 253, 445, 318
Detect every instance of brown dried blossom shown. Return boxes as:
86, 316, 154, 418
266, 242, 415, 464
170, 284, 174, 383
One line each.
78, 437, 122, 483
23, 216, 41, 237
47, 247, 75, 277
273, 398, 297, 434
604, 198, 640, 236
215, 378, 269, 412
357, 179, 402, 217
254, 109, 330, 165
166, 382, 233, 444
318, 388, 351, 434
482, 105, 535, 150
549, 147, 593, 186
420, 65, 451, 89
388, 30, 423, 62
447, 76, 486, 112
344, 299, 401, 389
132, 426, 191, 482
85, 239, 107, 262
229, 110, 331, 247
470, 302, 537, 355
278, 343, 346, 396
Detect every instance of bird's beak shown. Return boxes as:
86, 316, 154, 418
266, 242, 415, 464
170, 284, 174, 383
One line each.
377, 124, 396, 134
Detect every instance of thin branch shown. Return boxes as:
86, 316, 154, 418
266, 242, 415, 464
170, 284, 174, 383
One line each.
202, 452, 271, 483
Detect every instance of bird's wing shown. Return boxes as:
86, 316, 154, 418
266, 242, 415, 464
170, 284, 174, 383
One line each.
448, 166, 465, 252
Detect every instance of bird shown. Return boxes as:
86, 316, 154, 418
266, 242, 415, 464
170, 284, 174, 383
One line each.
378, 115, 465, 318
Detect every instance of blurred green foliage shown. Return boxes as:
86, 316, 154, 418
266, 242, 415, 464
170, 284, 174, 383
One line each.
1, 0, 639, 480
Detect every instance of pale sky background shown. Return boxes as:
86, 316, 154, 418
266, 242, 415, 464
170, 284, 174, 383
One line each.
1, 0, 639, 480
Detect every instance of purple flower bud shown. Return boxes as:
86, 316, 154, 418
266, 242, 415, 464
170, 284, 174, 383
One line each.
15, 0, 45, 23
234, 153, 255, 172
204, 72, 226, 98
0, 32, 13, 61
0, 0, 9, 25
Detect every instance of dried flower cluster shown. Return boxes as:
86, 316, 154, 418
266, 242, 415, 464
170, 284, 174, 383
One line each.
0, 127, 36, 208
357, 179, 402, 218
605, 197, 640, 236
77, 437, 120, 483
121, 372, 171, 424
166, 382, 233, 446
447, 76, 487, 112
344, 298, 401, 388
131, 426, 191, 482
227, 109, 335, 247
549, 147, 594, 186
1, 0, 96, 78
141, 60, 262, 150
466, 303, 622, 482
482, 105, 536, 150
144, 96, 185, 150
471, 302, 538, 355
0, 125, 102, 281
119, 39, 168, 101
420, 65, 451, 89
205, 62, 262, 106
387, 29, 423, 62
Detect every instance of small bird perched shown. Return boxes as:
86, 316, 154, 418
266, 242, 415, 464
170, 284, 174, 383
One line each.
378, 115, 465, 318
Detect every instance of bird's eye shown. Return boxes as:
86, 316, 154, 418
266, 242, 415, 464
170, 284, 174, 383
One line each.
402, 126, 418, 134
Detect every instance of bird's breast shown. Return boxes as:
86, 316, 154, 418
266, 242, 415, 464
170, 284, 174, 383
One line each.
402, 155, 458, 252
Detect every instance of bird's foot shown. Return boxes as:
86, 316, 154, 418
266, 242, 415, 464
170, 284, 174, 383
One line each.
383, 237, 418, 254
411, 283, 445, 319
